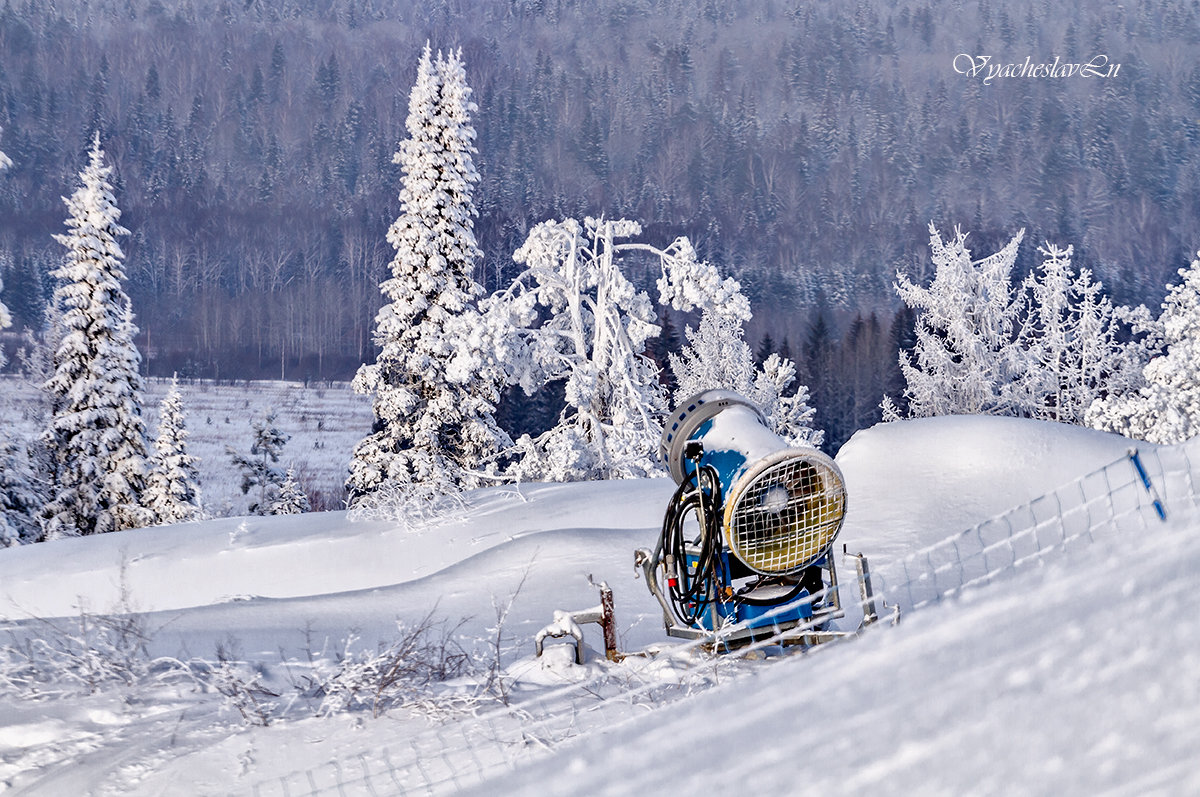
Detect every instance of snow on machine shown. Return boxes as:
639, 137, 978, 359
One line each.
636, 389, 887, 648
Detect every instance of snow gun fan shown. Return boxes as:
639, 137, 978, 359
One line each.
636, 390, 855, 648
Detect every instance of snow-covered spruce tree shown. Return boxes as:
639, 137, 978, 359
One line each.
476, 217, 746, 481
144, 377, 203, 525
1086, 251, 1200, 443
271, 469, 311, 515
0, 436, 43, 547
42, 135, 151, 538
1007, 243, 1156, 424
670, 290, 822, 447
892, 224, 1025, 418
347, 45, 509, 504
228, 413, 291, 516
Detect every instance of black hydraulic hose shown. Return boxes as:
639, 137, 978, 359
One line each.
661, 464, 723, 627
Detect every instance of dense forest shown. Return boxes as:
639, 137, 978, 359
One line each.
0, 0, 1198, 443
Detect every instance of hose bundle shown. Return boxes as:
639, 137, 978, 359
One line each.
660, 462, 723, 627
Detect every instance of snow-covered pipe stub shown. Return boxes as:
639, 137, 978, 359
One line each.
660, 390, 847, 576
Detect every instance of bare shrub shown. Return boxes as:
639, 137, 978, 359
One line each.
345, 478, 468, 530
303, 613, 472, 719
207, 641, 280, 726
0, 608, 196, 699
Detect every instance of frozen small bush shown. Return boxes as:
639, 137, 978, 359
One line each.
305, 615, 472, 718
345, 476, 467, 530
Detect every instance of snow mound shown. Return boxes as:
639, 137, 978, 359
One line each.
836, 415, 1138, 563
0, 480, 674, 621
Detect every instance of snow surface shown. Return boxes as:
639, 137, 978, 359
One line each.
1, 414, 1198, 794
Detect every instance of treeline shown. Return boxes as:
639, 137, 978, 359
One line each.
0, 0, 1197, 386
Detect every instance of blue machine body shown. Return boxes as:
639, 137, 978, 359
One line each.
680, 417, 757, 491
685, 548, 820, 632
663, 392, 789, 489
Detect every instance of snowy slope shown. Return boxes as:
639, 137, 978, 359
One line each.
485, 511, 1200, 796
1, 416, 1197, 794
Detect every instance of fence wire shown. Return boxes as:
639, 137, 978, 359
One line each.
249, 441, 1200, 796
873, 444, 1197, 614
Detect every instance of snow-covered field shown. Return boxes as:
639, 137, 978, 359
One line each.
1, 407, 1198, 794
0, 375, 373, 514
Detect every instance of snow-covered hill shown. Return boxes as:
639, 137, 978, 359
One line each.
1, 416, 1197, 794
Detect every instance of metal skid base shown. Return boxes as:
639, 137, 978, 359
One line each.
636, 545, 888, 651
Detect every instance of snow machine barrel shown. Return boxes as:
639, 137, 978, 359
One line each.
637, 390, 850, 646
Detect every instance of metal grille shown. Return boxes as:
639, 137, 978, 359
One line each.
726, 455, 847, 575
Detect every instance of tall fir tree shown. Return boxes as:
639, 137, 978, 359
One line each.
1087, 251, 1200, 443
144, 376, 203, 525
347, 45, 509, 502
42, 135, 151, 538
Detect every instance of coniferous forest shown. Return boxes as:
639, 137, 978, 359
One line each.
1, 0, 1199, 451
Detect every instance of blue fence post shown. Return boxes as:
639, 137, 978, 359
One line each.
1129, 449, 1168, 522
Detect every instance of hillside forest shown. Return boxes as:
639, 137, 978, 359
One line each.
1, 0, 1198, 451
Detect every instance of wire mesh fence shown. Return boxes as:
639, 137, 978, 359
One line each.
872, 444, 1196, 615
248, 654, 733, 796
249, 441, 1200, 795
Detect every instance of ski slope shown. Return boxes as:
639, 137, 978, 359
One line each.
0, 415, 1197, 794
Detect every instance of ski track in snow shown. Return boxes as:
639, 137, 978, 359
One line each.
1, 413, 1198, 794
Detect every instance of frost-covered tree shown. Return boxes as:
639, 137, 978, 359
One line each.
1087, 252, 1200, 443
271, 469, 311, 515
478, 217, 745, 481
1007, 243, 1155, 424
0, 436, 43, 547
16, 325, 53, 386
144, 377, 203, 525
42, 135, 151, 538
670, 309, 754, 399
892, 224, 1025, 418
228, 413, 291, 516
670, 291, 822, 447
347, 45, 508, 502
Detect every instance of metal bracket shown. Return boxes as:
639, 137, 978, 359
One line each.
535, 578, 623, 663
844, 545, 899, 628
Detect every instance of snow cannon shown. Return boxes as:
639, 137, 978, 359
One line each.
636, 390, 854, 647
